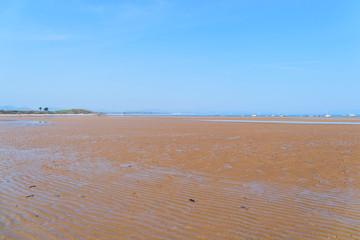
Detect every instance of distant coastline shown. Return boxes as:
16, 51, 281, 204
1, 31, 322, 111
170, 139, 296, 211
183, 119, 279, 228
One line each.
0, 109, 96, 114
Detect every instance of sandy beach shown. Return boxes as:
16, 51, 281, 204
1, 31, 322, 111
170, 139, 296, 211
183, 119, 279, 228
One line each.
1, 116, 359, 239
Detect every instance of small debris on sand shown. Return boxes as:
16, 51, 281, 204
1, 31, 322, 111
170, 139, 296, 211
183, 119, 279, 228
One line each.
55, 194, 60, 197
25, 195, 34, 198
29, 185, 36, 188
241, 206, 249, 210
189, 199, 196, 203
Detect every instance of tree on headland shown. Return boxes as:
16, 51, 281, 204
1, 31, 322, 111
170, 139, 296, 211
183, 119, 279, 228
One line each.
44, 107, 49, 112
39, 107, 42, 111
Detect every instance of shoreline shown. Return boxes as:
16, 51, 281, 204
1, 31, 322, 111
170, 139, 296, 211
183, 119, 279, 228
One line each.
1, 114, 360, 123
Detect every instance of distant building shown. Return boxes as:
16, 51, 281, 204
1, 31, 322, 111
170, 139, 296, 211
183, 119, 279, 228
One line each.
251, 114, 256, 117
325, 114, 331, 118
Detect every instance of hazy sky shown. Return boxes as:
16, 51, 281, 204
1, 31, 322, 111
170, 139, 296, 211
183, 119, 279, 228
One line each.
1, 0, 359, 114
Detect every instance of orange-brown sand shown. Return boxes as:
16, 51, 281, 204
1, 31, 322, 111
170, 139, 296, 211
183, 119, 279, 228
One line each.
1, 116, 359, 239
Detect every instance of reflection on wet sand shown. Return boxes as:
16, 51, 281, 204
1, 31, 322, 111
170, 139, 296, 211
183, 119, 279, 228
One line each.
0, 120, 47, 126
1, 117, 359, 239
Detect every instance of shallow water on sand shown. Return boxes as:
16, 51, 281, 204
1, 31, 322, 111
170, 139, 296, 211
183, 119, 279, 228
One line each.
1, 117, 360, 239
0, 120, 47, 126
206, 119, 360, 125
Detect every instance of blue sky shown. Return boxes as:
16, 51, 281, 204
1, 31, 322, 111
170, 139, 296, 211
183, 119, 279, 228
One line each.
1, 0, 359, 114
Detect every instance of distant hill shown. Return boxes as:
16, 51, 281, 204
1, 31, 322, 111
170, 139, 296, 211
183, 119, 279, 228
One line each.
0, 109, 97, 114
0, 105, 33, 111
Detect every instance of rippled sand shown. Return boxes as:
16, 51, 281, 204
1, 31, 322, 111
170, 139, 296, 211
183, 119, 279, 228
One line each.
1, 116, 359, 239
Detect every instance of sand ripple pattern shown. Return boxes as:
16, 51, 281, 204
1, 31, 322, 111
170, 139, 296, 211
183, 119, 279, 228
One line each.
1, 149, 359, 240
1, 120, 360, 239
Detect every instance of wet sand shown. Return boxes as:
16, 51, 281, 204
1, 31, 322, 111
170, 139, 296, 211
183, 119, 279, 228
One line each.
1, 116, 359, 239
